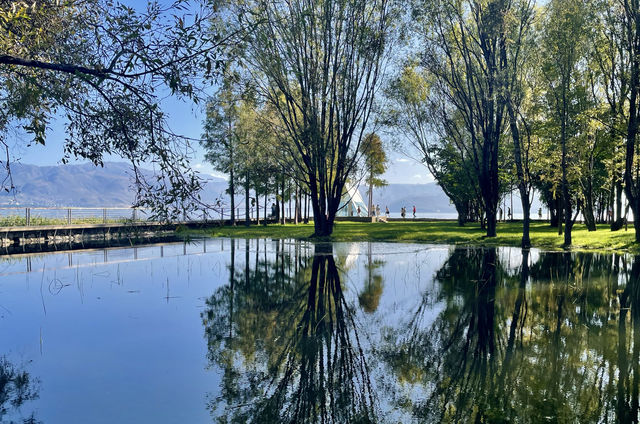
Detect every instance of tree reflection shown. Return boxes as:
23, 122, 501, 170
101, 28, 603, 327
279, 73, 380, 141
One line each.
358, 243, 385, 314
379, 247, 640, 423
202, 240, 376, 423
0, 357, 40, 424
203, 240, 640, 422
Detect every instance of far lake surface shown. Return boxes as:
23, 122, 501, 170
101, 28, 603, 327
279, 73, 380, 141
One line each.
0, 238, 637, 423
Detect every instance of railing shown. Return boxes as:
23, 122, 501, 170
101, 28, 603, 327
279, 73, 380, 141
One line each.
0, 207, 151, 227
0, 205, 312, 227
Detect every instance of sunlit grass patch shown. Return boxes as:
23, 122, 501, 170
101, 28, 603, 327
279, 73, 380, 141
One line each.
191, 220, 639, 253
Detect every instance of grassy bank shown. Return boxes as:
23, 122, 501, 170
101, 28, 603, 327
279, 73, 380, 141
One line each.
185, 220, 639, 252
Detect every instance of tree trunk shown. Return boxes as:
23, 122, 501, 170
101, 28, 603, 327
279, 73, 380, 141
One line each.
506, 99, 531, 248
229, 166, 236, 226
454, 202, 468, 226
612, 179, 624, 230
368, 178, 373, 217
263, 191, 267, 225
282, 174, 287, 225
561, 90, 573, 247
275, 181, 280, 224
583, 181, 597, 232
288, 179, 292, 223
479, 121, 501, 237
244, 171, 250, 227
294, 184, 300, 225
256, 190, 260, 225
624, 55, 640, 242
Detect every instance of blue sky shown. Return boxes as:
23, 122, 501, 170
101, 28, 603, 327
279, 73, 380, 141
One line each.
12, 0, 432, 185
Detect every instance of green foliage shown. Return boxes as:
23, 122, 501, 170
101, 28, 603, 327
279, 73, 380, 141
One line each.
360, 133, 388, 189
0, 0, 227, 218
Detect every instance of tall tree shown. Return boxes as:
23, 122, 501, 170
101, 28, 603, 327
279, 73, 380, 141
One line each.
360, 133, 388, 216
385, 64, 484, 226
500, 0, 536, 248
591, 0, 630, 231
620, 0, 640, 242
230, 0, 392, 236
202, 77, 242, 225
417, 0, 512, 237
539, 0, 591, 246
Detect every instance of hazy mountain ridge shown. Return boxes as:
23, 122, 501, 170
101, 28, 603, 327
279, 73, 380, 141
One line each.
0, 162, 228, 207
368, 183, 456, 213
0, 163, 456, 212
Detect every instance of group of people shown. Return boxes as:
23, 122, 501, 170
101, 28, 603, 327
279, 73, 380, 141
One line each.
400, 205, 417, 219
356, 204, 417, 219
357, 204, 390, 217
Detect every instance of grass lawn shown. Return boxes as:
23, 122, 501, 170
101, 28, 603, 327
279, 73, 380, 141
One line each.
185, 220, 640, 253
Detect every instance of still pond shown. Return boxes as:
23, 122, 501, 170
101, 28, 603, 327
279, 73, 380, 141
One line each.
0, 238, 638, 423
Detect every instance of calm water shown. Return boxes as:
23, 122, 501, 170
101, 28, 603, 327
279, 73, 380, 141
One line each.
0, 238, 638, 423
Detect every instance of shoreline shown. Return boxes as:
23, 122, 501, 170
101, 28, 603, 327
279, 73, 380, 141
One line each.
183, 220, 640, 254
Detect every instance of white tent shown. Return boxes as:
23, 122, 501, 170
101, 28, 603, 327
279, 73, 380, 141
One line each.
337, 184, 368, 217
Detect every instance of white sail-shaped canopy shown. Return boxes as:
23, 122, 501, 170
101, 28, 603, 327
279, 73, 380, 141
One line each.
337, 184, 368, 217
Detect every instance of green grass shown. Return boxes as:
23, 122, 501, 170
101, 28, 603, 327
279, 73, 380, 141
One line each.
186, 220, 640, 253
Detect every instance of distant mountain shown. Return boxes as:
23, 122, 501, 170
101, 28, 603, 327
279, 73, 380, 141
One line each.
369, 183, 456, 214
0, 162, 459, 213
0, 162, 228, 207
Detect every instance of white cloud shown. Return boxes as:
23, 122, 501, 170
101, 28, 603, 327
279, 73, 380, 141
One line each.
194, 163, 204, 169
396, 158, 410, 163
412, 174, 424, 179
209, 172, 228, 180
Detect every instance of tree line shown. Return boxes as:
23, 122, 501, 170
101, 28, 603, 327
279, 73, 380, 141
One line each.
201, 0, 640, 246
4, 0, 640, 245
386, 0, 640, 247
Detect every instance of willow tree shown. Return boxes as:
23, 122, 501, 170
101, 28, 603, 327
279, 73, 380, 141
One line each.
539, 0, 591, 246
417, 0, 514, 238
0, 0, 229, 218
500, 0, 536, 248
591, 0, 630, 231
620, 0, 640, 242
385, 65, 483, 226
233, 0, 392, 236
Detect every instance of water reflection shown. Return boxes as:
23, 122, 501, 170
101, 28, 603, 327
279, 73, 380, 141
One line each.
202, 241, 640, 423
0, 357, 39, 424
202, 241, 376, 423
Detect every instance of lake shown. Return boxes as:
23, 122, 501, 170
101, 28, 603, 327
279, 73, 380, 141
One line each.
0, 238, 637, 423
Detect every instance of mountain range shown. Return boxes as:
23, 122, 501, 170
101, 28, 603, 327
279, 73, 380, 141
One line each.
0, 162, 457, 213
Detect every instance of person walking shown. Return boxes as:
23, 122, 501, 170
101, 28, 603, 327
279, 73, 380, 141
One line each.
385, 206, 390, 218
376, 204, 381, 217
412, 205, 416, 219
357, 206, 361, 217
401, 207, 406, 219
